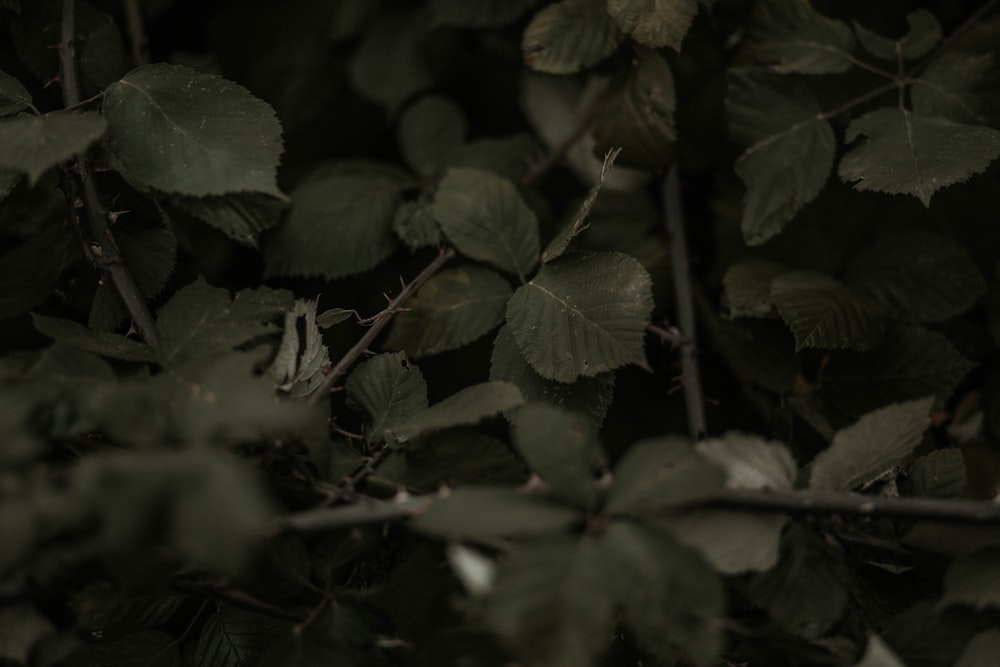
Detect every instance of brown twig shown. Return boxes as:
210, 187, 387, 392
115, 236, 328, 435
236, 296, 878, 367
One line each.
123, 0, 150, 66
307, 247, 455, 406
60, 0, 159, 347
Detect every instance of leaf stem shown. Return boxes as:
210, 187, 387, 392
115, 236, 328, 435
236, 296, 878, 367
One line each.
306, 247, 455, 406
60, 0, 160, 347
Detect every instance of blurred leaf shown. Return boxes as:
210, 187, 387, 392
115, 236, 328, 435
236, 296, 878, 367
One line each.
955, 629, 1000, 667
349, 10, 433, 111
741, 0, 856, 74
490, 325, 615, 425
912, 52, 1000, 127
32, 314, 158, 363
195, 608, 281, 667
727, 69, 835, 245
449, 134, 540, 182
156, 277, 293, 367
660, 511, 788, 574
512, 403, 604, 509
606, 437, 725, 515
506, 251, 653, 382
263, 162, 409, 280
854, 635, 907, 667
521, 0, 624, 75
941, 549, 1000, 610
592, 47, 675, 169
901, 449, 965, 498
103, 64, 284, 197
722, 259, 786, 318
392, 199, 443, 250
770, 270, 885, 351
854, 10, 940, 61
269, 299, 331, 398
839, 109, 1000, 206
696, 432, 797, 490
846, 231, 986, 323
399, 95, 467, 177
810, 397, 933, 491
606, 0, 697, 50
385, 266, 512, 358
167, 192, 288, 247
0, 111, 105, 185
0, 603, 55, 664
542, 147, 620, 264
433, 167, 540, 280
386, 381, 523, 442
414, 487, 579, 539
429, 0, 540, 27
0, 168, 19, 200
345, 352, 429, 444
0, 69, 31, 116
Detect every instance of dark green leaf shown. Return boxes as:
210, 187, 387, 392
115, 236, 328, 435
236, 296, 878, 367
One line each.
449, 134, 540, 182
490, 325, 616, 425
385, 266, 512, 358
742, 0, 856, 74
512, 403, 603, 509
167, 192, 288, 247
941, 548, 1000, 610
103, 64, 284, 197
386, 381, 524, 442
345, 352, 429, 444
263, 162, 409, 280
392, 199, 443, 250
846, 231, 986, 323
0, 603, 54, 664
606, 0, 697, 50
809, 397, 933, 491
156, 277, 293, 367
506, 251, 653, 382
0, 69, 31, 116
0, 225, 78, 319
413, 487, 579, 539
521, 0, 624, 75
902, 449, 965, 498
854, 10, 941, 61
32, 314, 158, 363
0, 111, 105, 185
195, 608, 280, 667
722, 259, 787, 318
660, 511, 788, 575
770, 270, 885, 351
349, 10, 433, 111
433, 167, 540, 280
592, 47, 675, 169
0, 168, 19, 200
399, 95, 467, 176
727, 69, 835, 245
268, 299, 331, 398
911, 52, 1000, 127
393, 431, 527, 491
65, 629, 180, 667
839, 109, 1000, 206
429, 0, 540, 27
606, 437, 725, 515
955, 629, 1000, 667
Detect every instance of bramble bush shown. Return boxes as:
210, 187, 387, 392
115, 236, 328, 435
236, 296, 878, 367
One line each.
2, 0, 1000, 665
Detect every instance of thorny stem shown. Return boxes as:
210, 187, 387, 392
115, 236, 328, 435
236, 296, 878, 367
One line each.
123, 0, 150, 66
60, 0, 160, 347
307, 247, 456, 406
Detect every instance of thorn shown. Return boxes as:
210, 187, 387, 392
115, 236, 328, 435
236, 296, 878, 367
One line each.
44, 75, 61, 88
107, 209, 130, 223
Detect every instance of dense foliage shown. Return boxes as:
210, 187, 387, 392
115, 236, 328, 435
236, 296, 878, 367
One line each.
2, 0, 1000, 665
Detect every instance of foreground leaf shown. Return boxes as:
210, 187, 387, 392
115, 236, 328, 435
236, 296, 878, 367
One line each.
606, 0, 697, 50
414, 487, 579, 540
742, 0, 856, 74
0, 69, 32, 116
839, 108, 1000, 206
506, 251, 653, 382
386, 381, 524, 442
854, 635, 908, 667
345, 352, 429, 444
809, 397, 933, 491
103, 64, 283, 197
607, 437, 725, 515
955, 629, 1000, 667
0, 111, 105, 185
770, 271, 885, 351
941, 549, 1000, 610
521, 0, 623, 75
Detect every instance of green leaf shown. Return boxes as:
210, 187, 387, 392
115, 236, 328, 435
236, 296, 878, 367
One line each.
941, 549, 1000, 610
819, 326, 976, 418
345, 352, 429, 444
0, 111, 105, 185
386, 381, 524, 442
955, 629, 1000, 667
167, 192, 288, 247
490, 325, 616, 425
902, 449, 965, 498
0, 604, 54, 664
839, 109, 1000, 207
506, 251, 653, 382
0, 168, 19, 200
429, 0, 540, 27
413, 487, 579, 539
696, 432, 797, 490
854, 635, 908, 667
542, 148, 620, 264
591, 47, 675, 169
727, 69, 835, 245
660, 511, 788, 575
433, 167, 540, 280
809, 397, 933, 491
606, 0, 697, 50
742, 0, 856, 74
399, 95, 467, 177
449, 134, 540, 182
195, 608, 280, 667
156, 277, 293, 367
385, 266, 512, 358
846, 231, 986, 323
912, 52, 1000, 127
0, 69, 31, 116
268, 299, 331, 398
770, 270, 885, 351
722, 260, 787, 318
854, 10, 940, 61
103, 64, 284, 197
392, 199, 443, 251
512, 403, 604, 509
349, 10, 433, 111
606, 437, 725, 515
485, 535, 619, 667
32, 314, 157, 363
748, 525, 851, 639
521, 0, 624, 75
263, 162, 409, 280
393, 431, 527, 492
